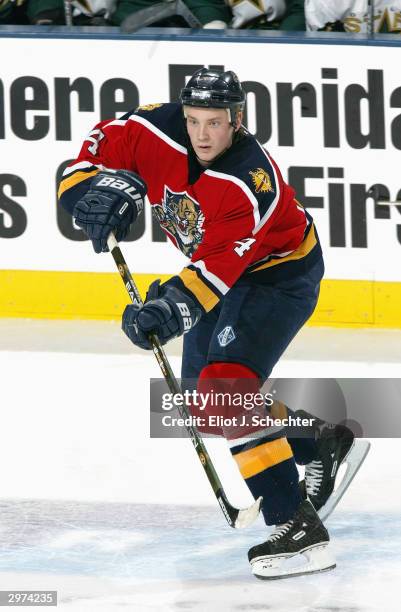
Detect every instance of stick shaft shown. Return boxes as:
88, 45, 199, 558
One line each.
107, 234, 262, 528
64, 0, 73, 26
369, 0, 374, 37
107, 235, 224, 493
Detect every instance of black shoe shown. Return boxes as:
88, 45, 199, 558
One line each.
297, 410, 354, 514
249, 499, 335, 579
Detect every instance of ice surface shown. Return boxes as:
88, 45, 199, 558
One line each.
0, 501, 400, 611
0, 320, 399, 610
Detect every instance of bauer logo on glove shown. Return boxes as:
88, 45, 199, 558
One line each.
94, 175, 145, 214
73, 169, 147, 253
122, 279, 202, 350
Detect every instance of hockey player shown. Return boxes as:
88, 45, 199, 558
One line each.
306, 0, 401, 33
58, 68, 368, 579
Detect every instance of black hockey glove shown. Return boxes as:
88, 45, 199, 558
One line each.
122, 279, 202, 350
73, 169, 147, 253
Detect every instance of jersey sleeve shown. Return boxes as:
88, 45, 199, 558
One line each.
305, 0, 340, 30
57, 113, 141, 214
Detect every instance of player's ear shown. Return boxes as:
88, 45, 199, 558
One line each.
234, 111, 243, 132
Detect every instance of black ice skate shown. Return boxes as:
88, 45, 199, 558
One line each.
249, 499, 336, 580
297, 410, 371, 521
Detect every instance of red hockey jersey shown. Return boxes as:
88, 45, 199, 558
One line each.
58, 103, 322, 313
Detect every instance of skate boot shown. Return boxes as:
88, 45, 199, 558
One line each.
249, 499, 336, 580
297, 410, 370, 521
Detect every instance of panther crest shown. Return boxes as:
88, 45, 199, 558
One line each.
249, 167, 274, 193
135, 103, 164, 112
153, 187, 205, 257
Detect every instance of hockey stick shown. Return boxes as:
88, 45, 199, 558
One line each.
368, 0, 374, 37
107, 232, 262, 528
121, 0, 202, 33
64, 0, 73, 25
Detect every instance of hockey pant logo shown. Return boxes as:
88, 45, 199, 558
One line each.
218, 326, 236, 347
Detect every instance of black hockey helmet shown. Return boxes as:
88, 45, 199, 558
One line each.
180, 68, 246, 125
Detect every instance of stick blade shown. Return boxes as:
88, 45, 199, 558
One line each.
217, 494, 263, 529
234, 496, 263, 528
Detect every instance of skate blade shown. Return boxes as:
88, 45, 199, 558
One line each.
251, 544, 336, 580
318, 440, 371, 522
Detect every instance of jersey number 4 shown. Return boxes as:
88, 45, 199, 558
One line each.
234, 238, 256, 257
86, 129, 105, 155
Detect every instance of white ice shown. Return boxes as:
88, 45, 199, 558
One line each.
0, 320, 400, 611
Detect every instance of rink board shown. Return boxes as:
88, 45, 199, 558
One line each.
1, 269, 401, 327
0, 31, 400, 326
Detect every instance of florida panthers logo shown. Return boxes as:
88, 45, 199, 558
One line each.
153, 187, 205, 257
249, 168, 274, 194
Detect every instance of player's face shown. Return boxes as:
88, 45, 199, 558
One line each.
184, 107, 240, 167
